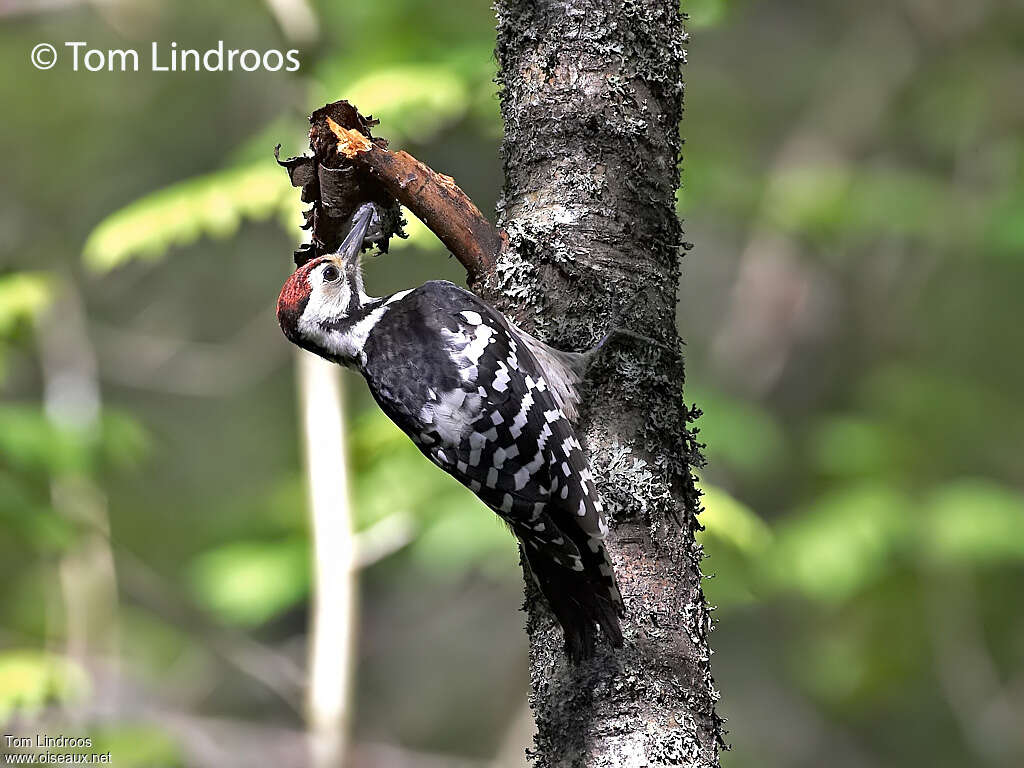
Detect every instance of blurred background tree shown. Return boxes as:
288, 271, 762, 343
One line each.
1, 0, 1022, 766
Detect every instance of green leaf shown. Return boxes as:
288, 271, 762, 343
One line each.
0, 405, 92, 475
683, 0, 733, 29
0, 272, 53, 336
0, 406, 148, 477
689, 388, 788, 476
349, 407, 476, 531
344, 65, 470, 143
809, 416, 911, 477
87, 725, 183, 768
699, 539, 765, 609
697, 482, 772, 555
923, 479, 1024, 565
82, 162, 441, 274
0, 650, 89, 724
765, 484, 914, 603
98, 410, 150, 470
348, 407, 522, 575
187, 538, 310, 626
0, 474, 76, 553
763, 164, 851, 239
763, 164, 957, 247
408, 493, 519, 581
795, 626, 871, 702
696, 482, 772, 608
82, 63, 470, 274
82, 164, 298, 272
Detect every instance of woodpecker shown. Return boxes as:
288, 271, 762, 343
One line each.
277, 204, 623, 659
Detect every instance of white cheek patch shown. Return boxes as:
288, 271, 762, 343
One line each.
305, 277, 350, 313
330, 306, 390, 365
297, 274, 407, 367
298, 270, 350, 346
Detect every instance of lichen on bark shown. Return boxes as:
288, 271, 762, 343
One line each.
490, 0, 723, 764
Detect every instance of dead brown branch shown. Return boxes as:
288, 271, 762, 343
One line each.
278, 101, 503, 284
324, 116, 504, 281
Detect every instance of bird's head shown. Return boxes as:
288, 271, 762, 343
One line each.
277, 204, 378, 360
276, 256, 353, 358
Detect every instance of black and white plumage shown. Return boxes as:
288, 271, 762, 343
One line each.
277, 210, 623, 659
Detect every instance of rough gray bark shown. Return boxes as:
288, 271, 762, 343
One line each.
489, 1, 723, 765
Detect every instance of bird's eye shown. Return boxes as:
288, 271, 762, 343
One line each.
322, 265, 340, 283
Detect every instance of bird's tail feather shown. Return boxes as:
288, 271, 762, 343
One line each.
521, 541, 623, 662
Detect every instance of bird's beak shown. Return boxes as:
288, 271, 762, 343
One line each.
337, 203, 378, 263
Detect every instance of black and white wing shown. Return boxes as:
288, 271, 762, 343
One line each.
361, 281, 622, 659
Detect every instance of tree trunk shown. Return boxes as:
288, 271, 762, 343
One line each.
490, 1, 722, 764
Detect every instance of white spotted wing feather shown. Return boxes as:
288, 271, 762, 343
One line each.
359, 281, 623, 658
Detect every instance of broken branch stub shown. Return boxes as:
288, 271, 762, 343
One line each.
277, 99, 503, 282
277, 101, 405, 266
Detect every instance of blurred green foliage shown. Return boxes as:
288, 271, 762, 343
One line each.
86, 726, 183, 768
0, 273, 53, 336
0, 406, 147, 478
2, 0, 1023, 766
0, 650, 89, 723
83, 165, 298, 272
187, 536, 311, 625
